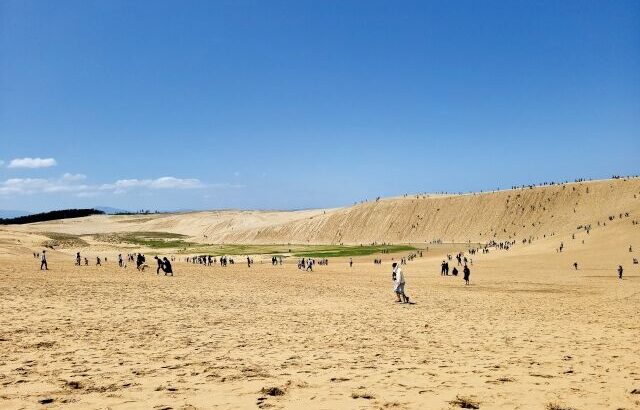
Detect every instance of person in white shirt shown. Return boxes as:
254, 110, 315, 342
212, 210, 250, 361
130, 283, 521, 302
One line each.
392, 262, 409, 303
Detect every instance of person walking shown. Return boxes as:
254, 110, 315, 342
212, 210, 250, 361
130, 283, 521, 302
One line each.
40, 250, 48, 271
154, 256, 164, 274
162, 257, 173, 276
392, 262, 409, 303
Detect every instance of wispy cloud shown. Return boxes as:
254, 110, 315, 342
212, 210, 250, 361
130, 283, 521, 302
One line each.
0, 174, 237, 196
0, 177, 89, 195
61, 173, 87, 182
99, 177, 205, 192
7, 157, 57, 169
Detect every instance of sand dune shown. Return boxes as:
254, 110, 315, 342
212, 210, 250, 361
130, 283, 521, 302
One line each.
1, 178, 639, 409
9, 178, 640, 248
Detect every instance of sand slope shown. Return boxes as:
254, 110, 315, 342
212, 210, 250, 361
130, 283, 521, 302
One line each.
7, 178, 640, 247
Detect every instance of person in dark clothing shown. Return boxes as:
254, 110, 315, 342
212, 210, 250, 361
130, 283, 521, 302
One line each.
451, 267, 458, 276
76, 252, 81, 266
618, 265, 623, 279
40, 250, 48, 270
162, 257, 173, 276
463, 264, 470, 285
155, 256, 164, 274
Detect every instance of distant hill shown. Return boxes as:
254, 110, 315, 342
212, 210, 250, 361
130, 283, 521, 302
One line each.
0, 208, 105, 225
0, 210, 30, 219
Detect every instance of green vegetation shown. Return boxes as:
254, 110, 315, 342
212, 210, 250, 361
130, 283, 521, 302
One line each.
292, 244, 415, 258
41, 232, 89, 248
94, 231, 195, 249
92, 231, 417, 256
185, 243, 415, 257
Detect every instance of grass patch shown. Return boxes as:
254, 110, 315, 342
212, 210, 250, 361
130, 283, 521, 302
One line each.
41, 232, 88, 248
91, 233, 417, 256
93, 231, 194, 249
293, 244, 415, 258
132, 231, 188, 239
185, 244, 416, 257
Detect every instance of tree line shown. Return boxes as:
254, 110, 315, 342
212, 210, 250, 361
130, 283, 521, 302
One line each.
0, 208, 105, 225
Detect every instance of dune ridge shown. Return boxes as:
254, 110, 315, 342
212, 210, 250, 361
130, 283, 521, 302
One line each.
10, 178, 640, 247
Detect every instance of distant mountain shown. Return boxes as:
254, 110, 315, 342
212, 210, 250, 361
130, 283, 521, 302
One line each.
94, 206, 130, 215
0, 210, 30, 219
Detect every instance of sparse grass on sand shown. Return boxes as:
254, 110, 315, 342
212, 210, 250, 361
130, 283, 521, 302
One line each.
260, 386, 285, 396
41, 232, 89, 248
92, 232, 416, 256
351, 391, 375, 399
292, 244, 415, 258
183, 243, 415, 257
94, 231, 195, 249
449, 395, 480, 409
546, 402, 577, 410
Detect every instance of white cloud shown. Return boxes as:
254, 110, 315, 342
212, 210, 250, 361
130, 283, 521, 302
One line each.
75, 191, 100, 198
0, 177, 88, 195
61, 173, 87, 182
100, 177, 204, 191
0, 174, 216, 197
8, 157, 57, 169
150, 177, 203, 189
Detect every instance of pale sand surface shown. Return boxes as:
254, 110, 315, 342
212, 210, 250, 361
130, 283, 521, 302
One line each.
1, 240, 639, 409
1, 178, 639, 409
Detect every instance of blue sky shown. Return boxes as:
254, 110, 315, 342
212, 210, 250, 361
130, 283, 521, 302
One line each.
1, 0, 639, 212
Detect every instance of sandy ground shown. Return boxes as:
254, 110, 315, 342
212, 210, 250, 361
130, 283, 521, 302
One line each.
1, 178, 639, 409
1, 239, 639, 410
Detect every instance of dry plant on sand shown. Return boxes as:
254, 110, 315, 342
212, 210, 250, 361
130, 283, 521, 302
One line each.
546, 402, 577, 410
449, 395, 480, 409
260, 386, 285, 396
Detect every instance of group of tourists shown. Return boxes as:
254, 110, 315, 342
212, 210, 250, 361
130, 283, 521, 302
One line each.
36, 251, 174, 276
298, 258, 315, 271
439, 260, 470, 283
34, 236, 634, 305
